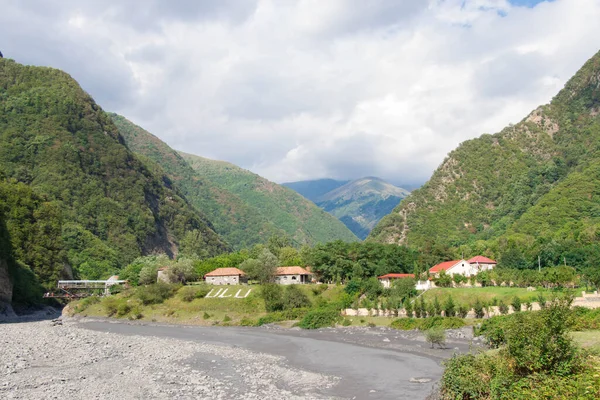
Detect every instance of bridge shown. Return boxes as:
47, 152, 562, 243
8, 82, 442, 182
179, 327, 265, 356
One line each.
43, 278, 127, 299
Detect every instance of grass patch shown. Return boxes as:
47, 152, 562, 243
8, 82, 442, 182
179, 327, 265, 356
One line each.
422, 287, 555, 307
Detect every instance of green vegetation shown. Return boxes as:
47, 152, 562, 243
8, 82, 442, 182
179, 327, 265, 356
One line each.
180, 151, 359, 246
0, 58, 226, 299
369, 50, 600, 273
441, 299, 600, 399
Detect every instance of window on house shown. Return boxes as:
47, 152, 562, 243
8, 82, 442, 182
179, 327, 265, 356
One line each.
292, 276, 297, 280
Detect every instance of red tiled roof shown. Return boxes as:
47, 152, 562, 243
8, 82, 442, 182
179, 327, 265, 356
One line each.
275, 266, 312, 276
468, 256, 497, 264
378, 273, 415, 279
429, 260, 462, 273
204, 267, 246, 277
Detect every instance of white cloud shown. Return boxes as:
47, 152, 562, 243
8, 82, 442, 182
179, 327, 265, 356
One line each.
1, 0, 600, 185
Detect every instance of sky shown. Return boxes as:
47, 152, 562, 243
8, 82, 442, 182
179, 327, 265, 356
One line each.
1, 0, 600, 186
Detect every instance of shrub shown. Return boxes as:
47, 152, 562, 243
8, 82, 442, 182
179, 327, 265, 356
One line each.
128, 306, 143, 320
425, 328, 446, 348
298, 308, 341, 329
179, 285, 211, 302
342, 318, 352, 326
434, 270, 453, 287
311, 284, 328, 296
223, 315, 231, 322
240, 317, 258, 326
498, 300, 509, 315
443, 296, 456, 317
420, 316, 465, 330
75, 296, 101, 312
511, 296, 522, 313
403, 298, 413, 318
282, 285, 311, 310
166, 259, 197, 284
504, 299, 578, 375
344, 279, 362, 295
139, 265, 159, 285
433, 296, 442, 316
257, 308, 309, 325
117, 302, 131, 317
135, 282, 179, 305
203, 312, 211, 319
391, 318, 420, 330
261, 284, 284, 312
103, 297, 119, 317
473, 298, 485, 319
367, 322, 376, 328
537, 293, 547, 309
457, 304, 469, 318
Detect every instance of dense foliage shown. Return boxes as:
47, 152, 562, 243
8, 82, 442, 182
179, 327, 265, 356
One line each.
370, 50, 600, 273
0, 58, 227, 296
180, 151, 359, 246
441, 299, 600, 399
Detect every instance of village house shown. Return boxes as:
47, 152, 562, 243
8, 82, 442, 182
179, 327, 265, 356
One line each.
468, 256, 497, 272
274, 266, 312, 284
377, 273, 415, 289
204, 267, 248, 285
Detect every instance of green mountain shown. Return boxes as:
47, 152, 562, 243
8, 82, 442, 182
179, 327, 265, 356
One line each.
110, 114, 288, 249
179, 152, 360, 246
315, 177, 410, 240
0, 58, 227, 298
110, 114, 358, 247
369, 50, 600, 269
282, 179, 349, 202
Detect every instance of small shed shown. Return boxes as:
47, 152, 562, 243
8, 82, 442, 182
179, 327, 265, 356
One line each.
204, 267, 248, 285
274, 266, 312, 285
377, 273, 415, 289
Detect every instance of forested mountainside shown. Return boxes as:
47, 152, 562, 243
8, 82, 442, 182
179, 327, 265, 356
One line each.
111, 114, 289, 249
0, 58, 227, 301
370, 50, 600, 269
315, 177, 410, 240
282, 179, 349, 202
179, 152, 360, 245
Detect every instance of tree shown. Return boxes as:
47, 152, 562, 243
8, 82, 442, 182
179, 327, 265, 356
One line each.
433, 296, 442, 316
425, 328, 446, 349
278, 246, 301, 266
167, 259, 197, 284
511, 296, 522, 313
403, 298, 413, 318
434, 271, 453, 287
443, 296, 456, 317
282, 285, 311, 310
139, 265, 158, 285
240, 249, 278, 283
261, 284, 283, 312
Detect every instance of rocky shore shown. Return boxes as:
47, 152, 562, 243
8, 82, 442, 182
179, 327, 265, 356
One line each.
0, 318, 337, 399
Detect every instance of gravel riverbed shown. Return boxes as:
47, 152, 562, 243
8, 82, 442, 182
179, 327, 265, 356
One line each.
0, 318, 337, 399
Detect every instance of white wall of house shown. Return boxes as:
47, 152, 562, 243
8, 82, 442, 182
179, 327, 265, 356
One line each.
445, 260, 471, 276
471, 262, 496, 273
416, 280, 433, 290
379, 278, 391, 288
206, 275, 241, 285
275, 274, 309, 284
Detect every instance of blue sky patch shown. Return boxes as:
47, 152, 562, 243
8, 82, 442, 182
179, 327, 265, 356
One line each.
509, 0, 553, 7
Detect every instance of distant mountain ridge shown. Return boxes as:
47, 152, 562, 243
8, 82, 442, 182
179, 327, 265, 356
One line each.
282, 179, 349, 202
179, 152, 360, 246
112, 114, 358, 248
284, 177, 410, 240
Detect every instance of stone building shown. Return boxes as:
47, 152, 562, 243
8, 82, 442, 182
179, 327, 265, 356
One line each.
204, 268, 248, 285
274, 266, 312, 285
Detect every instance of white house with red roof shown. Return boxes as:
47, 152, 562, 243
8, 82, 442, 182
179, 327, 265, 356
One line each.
377, 273, 415, 288
429, 259, 471, 277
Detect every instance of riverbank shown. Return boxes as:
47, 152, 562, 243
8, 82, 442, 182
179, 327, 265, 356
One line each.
0, 316, 468, 399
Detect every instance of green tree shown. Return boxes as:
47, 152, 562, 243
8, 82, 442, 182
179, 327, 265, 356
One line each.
443, 296, 456, 317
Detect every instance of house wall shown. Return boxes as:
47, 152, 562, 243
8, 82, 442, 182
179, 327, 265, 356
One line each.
275, 274, 307, 284
379, 278, 391, 288
206, 275, 243, 285
446, 261, 472, 276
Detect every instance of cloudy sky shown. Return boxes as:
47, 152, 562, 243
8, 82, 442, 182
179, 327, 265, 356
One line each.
2, 0, 600, 186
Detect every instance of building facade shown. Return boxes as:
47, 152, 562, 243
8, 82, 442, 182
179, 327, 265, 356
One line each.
274, 266, 312, 285
204, 268, 248, 285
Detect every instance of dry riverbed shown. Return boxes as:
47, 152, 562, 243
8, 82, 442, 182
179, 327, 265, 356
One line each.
0, 315, 472, 399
